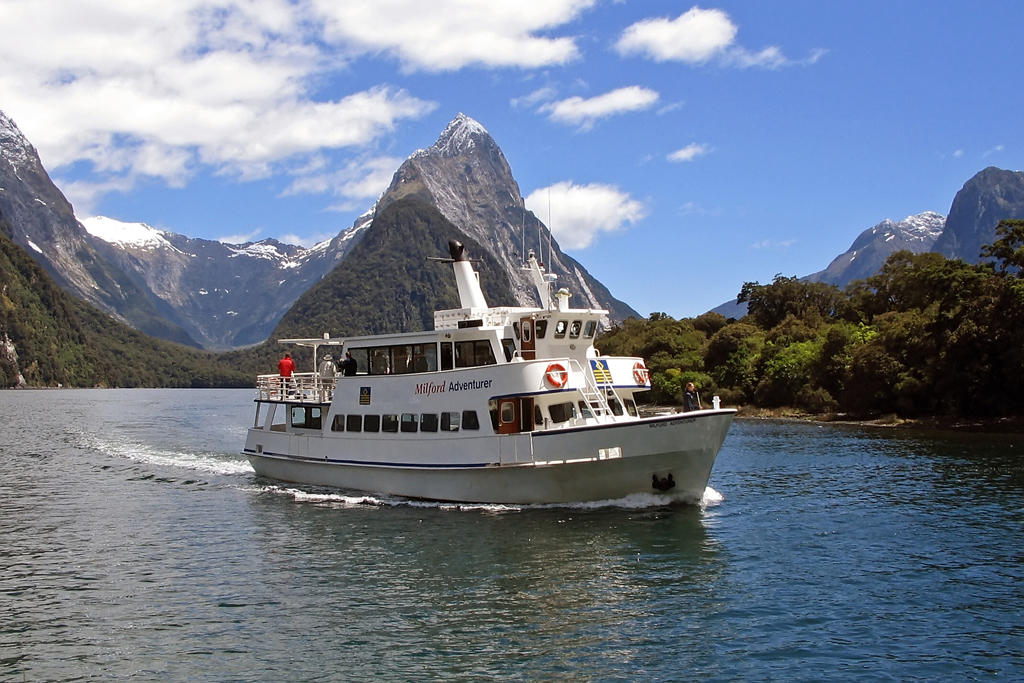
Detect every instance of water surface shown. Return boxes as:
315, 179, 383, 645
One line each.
1, 389, 1022, 681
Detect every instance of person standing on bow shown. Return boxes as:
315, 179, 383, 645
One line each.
683, 382, 702, 412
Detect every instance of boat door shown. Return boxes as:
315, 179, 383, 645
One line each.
520, 317, 536, 360
497, 398, 520, 434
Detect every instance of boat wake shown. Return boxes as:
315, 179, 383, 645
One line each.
82, 434, 254, 477
246, 483, 724, 512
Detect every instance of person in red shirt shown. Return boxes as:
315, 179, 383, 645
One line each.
278, 353, 295, 396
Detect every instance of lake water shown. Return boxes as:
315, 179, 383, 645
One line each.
2, 389, 1022, 682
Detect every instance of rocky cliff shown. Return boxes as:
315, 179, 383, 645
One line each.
373, 114, 638, 322
0, 109, 198, 346
932, 167, 1024, 263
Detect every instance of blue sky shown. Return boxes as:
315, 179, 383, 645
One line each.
2, 0, 1022, 317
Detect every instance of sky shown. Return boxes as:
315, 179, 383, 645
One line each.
2, 0, 1023, 318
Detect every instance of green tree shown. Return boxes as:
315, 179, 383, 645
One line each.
981, 219, 1024, 276
738, 275, 844, 329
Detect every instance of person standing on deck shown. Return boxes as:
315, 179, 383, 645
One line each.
340, 352, 358, 376
683, 382, 702, 412
319, 354, 336, 379
278, 353, 295, 396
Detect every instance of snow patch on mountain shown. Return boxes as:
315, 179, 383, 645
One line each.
82, 216, 180, 253
0, 110, 34, 169
412, 113, 488, 160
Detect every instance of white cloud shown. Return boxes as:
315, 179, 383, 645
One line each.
983, 144, 1005, 158
311, 0, 597, 72
750, 239, 796, 251
616, 7, 738, 63
283, 155, 403, 212
668, 143, 711, 162
511, 86, 559, 108
616, 6, 816, 69
524, 181, 647, 249
279, 231, 336, 248
217, 228, 263, 245
1, 0, 605, 204
540, 86, 660, 130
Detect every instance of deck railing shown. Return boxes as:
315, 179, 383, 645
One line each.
256, 373, 338, 403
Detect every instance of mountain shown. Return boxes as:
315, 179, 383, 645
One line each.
270, 196, 517, 341
806, 212, 946, 285
0, 109, 201, 346
932, 166, 1024, 263
56, 113, 635, 347
712, 211, 945, 319
0, 216, 251, 388
372, 113, 638, 323
81, 215, 368, 349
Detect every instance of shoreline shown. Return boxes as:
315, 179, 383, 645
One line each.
734, 407, 1024, 435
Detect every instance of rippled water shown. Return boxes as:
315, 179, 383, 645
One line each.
2, 389, 1022, 681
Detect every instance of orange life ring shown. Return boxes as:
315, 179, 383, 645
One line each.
544, 363, 568, 389
633, 362, 650, 385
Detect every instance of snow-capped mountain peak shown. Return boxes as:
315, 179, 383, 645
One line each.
81, 216, 178, 252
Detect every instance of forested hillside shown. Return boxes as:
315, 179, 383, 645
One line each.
598, 220, 1024, 418
0, 220, 251, 388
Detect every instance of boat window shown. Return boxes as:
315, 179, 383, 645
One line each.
331, 414, 345, 432
401, 413, 418, 433
624, 399, 638, 417
382, 414, 399, 433
521, 320, 532, 343
364, 414, 380, 432
501, 338, 516, 363
346, 414, 362, 432
392, 346, 413, 374
441, 411, 460, 432
512, 322, 520, 340
500, 401, 515, 424
349, 348, 369, 374
583, 321, 597, 339
535, 320, 548, 339
421, 413, 439, 432
369, 347, 391, 375
455, 340, 496, 368
291, 406, 322, 430
549, 402, 576, 424
578, 401, 594, 419
440, 342, 454, 371
534, 404, 543, 426
609, 398, 624, 416
462, 410, 480, 431
569, 320, 582, 339
413, 344, 437, 372
554, 320, 568, 339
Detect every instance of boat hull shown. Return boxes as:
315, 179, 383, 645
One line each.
245, 410, 735, 504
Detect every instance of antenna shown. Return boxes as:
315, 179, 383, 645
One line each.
546, 187, 551, 268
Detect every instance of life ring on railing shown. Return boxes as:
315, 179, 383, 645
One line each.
633, 362, 650, 385
544, 363, 568, 389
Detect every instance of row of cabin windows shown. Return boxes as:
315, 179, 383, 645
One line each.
289, 398, 637, 434
513, 319, 598, 342
346, 340, 496, 376
324, 410, 481, 433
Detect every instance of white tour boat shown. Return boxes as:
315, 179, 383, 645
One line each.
243, 240, 735, 504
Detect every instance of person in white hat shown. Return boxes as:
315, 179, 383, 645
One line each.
319, 354, 336, 379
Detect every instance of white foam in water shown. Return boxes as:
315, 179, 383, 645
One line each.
86, 435, 254, 476
702, 486, 724, 507
249, 484, 717, 513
